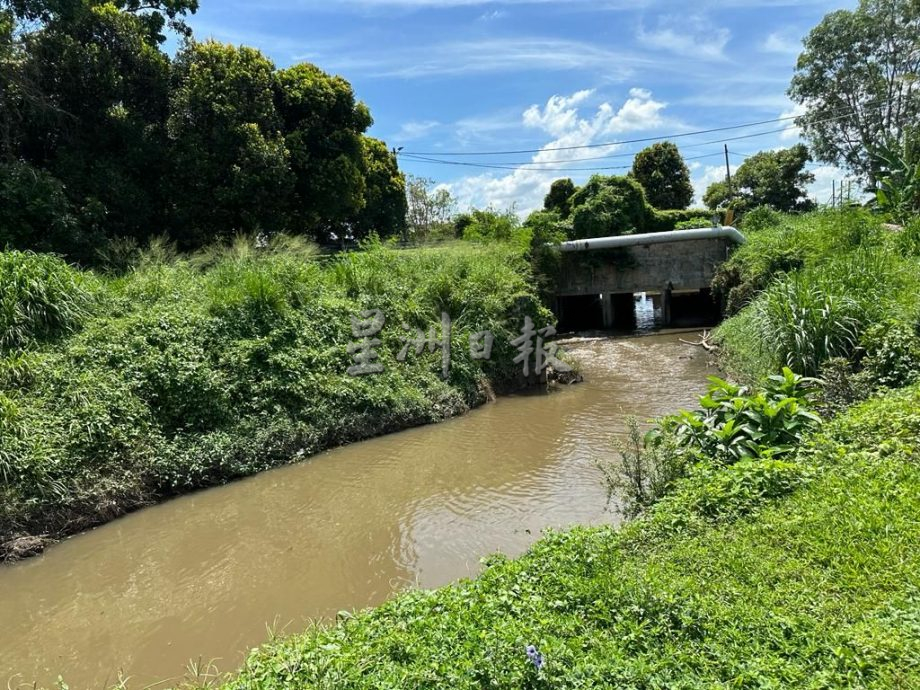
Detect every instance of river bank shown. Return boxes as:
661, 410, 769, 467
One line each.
0, 333, 716, 689
0, 239, 553, 561
206, 382, 920, 689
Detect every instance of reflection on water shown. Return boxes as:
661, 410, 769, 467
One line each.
0, 333, 715, 690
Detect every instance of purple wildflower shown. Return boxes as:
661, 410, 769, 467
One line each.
526, 644, 544, 671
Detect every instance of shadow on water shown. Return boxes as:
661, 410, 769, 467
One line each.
0, 333, 718, 690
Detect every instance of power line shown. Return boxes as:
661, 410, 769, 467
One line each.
399, 97, 900, 159
398, 126, 795, 172
402, 126, 795, 170
399, 150, 725, 173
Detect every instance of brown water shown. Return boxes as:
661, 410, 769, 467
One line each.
0, 332, 715, 690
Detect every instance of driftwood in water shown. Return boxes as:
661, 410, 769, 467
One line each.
680, 330, 718, 353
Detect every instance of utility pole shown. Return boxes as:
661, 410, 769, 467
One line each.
832, 180, 836, 209
724, 145, 733, 196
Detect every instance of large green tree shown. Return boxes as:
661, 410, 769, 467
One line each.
348, 137, 407, 241
167, 41, 292, 248
568, 175, 651, 239
0, 0, 197, 258
789, 0, 920, 183
543, 178, 576, 218
704, 145, 815, 213
274, 62, 372, 241
630, 141, 693, 210
0, 0, 401, 257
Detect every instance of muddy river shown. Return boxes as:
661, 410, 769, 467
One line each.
1, 328, 715, 689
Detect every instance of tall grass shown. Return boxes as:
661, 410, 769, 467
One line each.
0, 251, 95, 352
715, 209, 920, 381
0, 237, 550, 556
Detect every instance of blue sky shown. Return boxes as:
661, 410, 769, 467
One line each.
185, 0, 858, 213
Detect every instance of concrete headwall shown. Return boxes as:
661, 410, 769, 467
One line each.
555, 237, 735, 296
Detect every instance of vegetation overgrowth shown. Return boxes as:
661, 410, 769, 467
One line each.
199, 380, 920, 690
0, 238, 552, 559
713, 208, 920, 385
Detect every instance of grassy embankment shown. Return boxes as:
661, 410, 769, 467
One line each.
200, 209, 920, 689
0, 238, 551, 559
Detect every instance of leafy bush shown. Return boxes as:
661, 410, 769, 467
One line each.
568, 175, 651, 239
647, 208, 716, 232
0, 251, 95, 352
739, 205, 782, 232
859, 320, 920, 390
673, 217, 713, 230
595, 418, 688, 519
816, 357, 873, 417
0, 162, 98, 261
651, 369, 822, 465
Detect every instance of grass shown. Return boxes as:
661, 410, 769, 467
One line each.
713, 209, 920, 383
0, 237, 552, 559
199, 383, 920, 690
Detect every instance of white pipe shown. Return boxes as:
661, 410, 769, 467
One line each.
557, 226, 746, 252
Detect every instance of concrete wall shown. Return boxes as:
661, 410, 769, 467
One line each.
556, 237, 735, 296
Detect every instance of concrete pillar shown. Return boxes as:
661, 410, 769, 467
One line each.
601, 293, 615, 329
662, 284, 673, 327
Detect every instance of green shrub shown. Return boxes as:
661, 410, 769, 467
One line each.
859, 320, 920, 390
751, 275, 861, 376
673, 217, 713, 230
0, 251, 96, 352
648, 208, 715, 232
739, 205, 782, 232
0, 162, 99, 261
569, 175, 651, 239
816, 357, 873, 417
596, 418, 689, 519
651, 368, 822, 465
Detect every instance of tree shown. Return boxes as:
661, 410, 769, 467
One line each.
167, 41, 293, 248
704, 145, 815, 213
630, 142, 694, 210
543, 178, 576, 218
568, 175, 651, 239
348, 137, 407, 241
458, 208, 520, 242
274, 62, 372, 241
872, 127, 920, 222
789, 0, 920, 183
702, 181, 732, 211
0, 0, 197, 257
406, 175, 454, 241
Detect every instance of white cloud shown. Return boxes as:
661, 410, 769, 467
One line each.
478, 9, 507, 20
444, 88, 668, 213
395, 120, 441, 141
762, 30, 802, 55
779, 102, 807, 141
523, 90, 596, 136
638, 14, 731, 61
691, 163, 735, 207
317, 37, 649, 79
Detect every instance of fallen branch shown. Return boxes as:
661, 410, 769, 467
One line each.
680, 330, 718, 353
